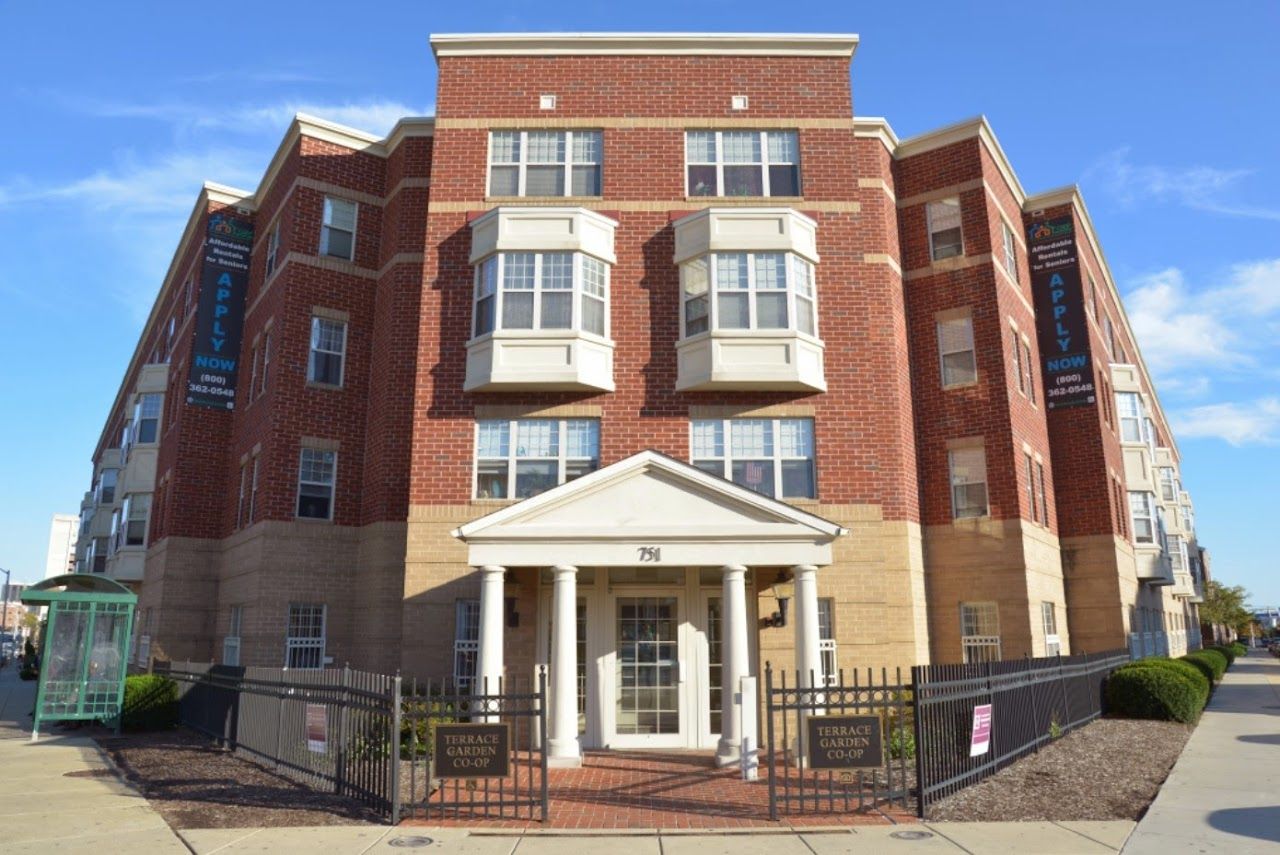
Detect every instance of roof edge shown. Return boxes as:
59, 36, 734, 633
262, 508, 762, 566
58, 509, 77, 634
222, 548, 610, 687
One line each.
430, 32, 859, 58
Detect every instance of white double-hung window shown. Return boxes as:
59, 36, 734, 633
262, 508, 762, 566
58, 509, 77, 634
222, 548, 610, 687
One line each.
474, 418, 600, 499
937, 312, 977, 387
680, 252, 816, 338
1129, 491, 1156, 544
1042, 602, 1061, 656
927, 198, 963, 260
1116, 391, 1144, 442
489, 130, 602, 197
296, 448, 337, 520
308, 317, 347, 387
473, 252, 609, 339
320, 197, 356, 261
691, 417, 816, 499
134, 393, 162, 444
948, 445, 989, 519
685, 130, 800, 197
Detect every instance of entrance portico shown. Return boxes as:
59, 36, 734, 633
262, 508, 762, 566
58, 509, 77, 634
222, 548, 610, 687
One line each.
453, 450, 846, 767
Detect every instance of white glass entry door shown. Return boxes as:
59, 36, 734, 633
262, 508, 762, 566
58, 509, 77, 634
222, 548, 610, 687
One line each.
610, 593, 688, 748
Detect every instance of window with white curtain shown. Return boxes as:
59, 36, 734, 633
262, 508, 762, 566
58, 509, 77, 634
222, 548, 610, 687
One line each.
320, 197, 356, 260
937, 313, 976, 387
685, 130, 800, 197
949, 445, 989, 519
474, 418, 600, 499
680, 252, 816, 338
473, 252, 609, 338
927, 197, 963, 260
690, 418, 816, 499
1042, 602, 1061, 656
489, 130, 602, 197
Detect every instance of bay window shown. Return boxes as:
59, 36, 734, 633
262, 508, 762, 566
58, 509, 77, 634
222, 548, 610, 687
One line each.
473, 252, 609, 338
680, 252, 816, 338
133, 393, 162, 444
685, 130, 800, 197
489, 130, 602, 197
475, 418, 600, 500
1129, 491, 1156, 544
1117, 391, 1144, 442
691, 417, 816, 499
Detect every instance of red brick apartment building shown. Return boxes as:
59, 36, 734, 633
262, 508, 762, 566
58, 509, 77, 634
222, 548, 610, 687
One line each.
72, 33, 1207, 764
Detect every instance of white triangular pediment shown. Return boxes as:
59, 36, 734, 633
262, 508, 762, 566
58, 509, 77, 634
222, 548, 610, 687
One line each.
454, 450, 845, 568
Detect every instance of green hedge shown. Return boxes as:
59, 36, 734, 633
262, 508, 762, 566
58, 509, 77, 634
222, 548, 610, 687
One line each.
1129, 658, 1210, 706
121, 675, 178, 731
1106, 663, 1204, 723
1230, 642, 1247, 659
1208, 645, 1236, 666
1185, 649, 1228, 682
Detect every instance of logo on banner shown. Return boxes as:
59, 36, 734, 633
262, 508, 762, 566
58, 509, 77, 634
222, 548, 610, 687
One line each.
969, 703, 993, 757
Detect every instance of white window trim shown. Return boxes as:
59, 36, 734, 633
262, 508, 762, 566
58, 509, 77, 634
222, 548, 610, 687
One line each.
284, 603, 326, 670
948, 445, 990, 519
472, 251, 611, 340
236, 462, 248, 529
296, 448, 337, 521
258, 331, 272, 398
487, 130, 603, 198
1117, 391, 1143, 443
927, 197, 964, 261
265, 219, 281, 277
960, 602, 1001, 663
473, 418, 601, 500
320, 196, 357, 261
248, 455, 259, 524
683, 130, 802, 198
936, 312, 976, 389
308, 316, 348, 387
1129, 490, 1156, 544
223, 605, 243, 666
1001, 220, 1019, 283
680, 252, 817, 340
690, 417, 817, 500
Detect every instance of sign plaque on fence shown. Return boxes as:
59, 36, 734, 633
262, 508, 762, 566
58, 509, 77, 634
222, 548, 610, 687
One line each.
969, 703, 993, 757
806, 715, 884, 769
305, 703, 328, 754
433, 722, 511, 778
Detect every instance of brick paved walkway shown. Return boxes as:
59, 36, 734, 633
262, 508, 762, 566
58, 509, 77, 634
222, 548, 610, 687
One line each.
405, 749, 916, 829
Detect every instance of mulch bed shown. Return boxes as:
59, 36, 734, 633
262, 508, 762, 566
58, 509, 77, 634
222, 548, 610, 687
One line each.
927, 717, 1191, 822
92, 727, 380, 829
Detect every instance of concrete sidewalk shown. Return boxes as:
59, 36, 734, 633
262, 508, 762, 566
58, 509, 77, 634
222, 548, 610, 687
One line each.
0, 666, 188, 853
177, 821, 1136, 854
1124, 650, 1280, 854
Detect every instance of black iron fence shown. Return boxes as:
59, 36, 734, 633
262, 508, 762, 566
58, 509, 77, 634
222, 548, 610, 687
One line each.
911, 649, 1130, 817
156, 662, 400, 818
154, 662, 547, 824
764, 663, 914, 820
399, 673, 547, 823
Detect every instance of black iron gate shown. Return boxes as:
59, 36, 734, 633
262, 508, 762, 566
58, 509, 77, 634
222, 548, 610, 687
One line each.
397, 670, 548, 823
764, 662, 914, 819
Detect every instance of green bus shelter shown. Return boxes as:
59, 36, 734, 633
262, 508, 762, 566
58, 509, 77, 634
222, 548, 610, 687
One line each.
20, 574, 137, 739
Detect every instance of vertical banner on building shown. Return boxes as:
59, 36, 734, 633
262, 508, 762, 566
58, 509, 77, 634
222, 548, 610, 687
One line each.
186, 211, 254, 410
1027, 215, 1096, 409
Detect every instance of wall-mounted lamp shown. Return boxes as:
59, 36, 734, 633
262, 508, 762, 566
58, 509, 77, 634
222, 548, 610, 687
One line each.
763, 577, 791, 628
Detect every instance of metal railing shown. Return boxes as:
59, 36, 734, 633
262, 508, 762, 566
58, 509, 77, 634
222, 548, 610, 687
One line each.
764, 663, 914, 819
912, 649, 1129, 817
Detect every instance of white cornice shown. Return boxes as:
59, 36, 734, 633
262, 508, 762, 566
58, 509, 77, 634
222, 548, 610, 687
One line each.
429, 32, 859, 58
894, 116, 1027, 205
852, 116, 899, 151
1023, 185, 1176, 458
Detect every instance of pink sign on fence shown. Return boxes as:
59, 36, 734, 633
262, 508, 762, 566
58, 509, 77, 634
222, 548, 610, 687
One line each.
969, 703, 993, 757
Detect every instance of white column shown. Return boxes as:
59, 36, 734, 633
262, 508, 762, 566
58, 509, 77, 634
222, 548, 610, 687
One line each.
793, 564, 822, 691
547, 564, 582, 767
793, 564, 823, 766
476, 564, 506, 721
716, 564, 751, 767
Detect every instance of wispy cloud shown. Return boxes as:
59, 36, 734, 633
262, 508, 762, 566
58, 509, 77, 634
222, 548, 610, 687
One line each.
0, 148, 263, 213
176, 69, 327, 85
64, 96, 430, 137
1086, 148, 1280, 221
1172, 398, 1280, 446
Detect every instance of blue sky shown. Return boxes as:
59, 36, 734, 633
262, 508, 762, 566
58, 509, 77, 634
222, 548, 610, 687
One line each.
0, 2, 1276, 606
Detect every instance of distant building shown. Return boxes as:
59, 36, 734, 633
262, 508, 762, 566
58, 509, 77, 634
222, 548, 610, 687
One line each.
44, 513, 78, 578
1254, 607, 1280, 631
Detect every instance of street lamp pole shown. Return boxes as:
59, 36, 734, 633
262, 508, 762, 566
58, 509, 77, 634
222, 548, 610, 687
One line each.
1, 567, 10, 645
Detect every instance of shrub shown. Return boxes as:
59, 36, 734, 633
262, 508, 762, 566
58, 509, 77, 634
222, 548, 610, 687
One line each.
1185, 649, 1228, 682
121, 674, 178, 731
1129, 658, 1210, 706
1179, 653, 1220, 687
1208, 645, 1236, 667
1106, 664, 1203, 723
1230, 642, 1247, 659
